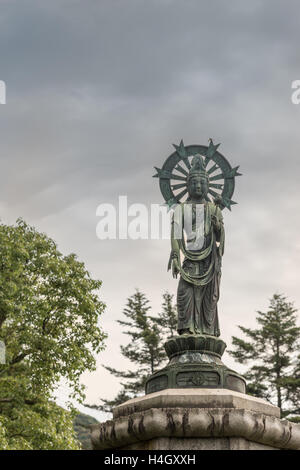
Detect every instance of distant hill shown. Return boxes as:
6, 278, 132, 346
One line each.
74, 412, 99, 450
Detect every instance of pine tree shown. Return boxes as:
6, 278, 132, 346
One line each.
92, 290, 167, 412
228, 294, 300, 418
86, 389, 133, 415
151, 291, 177, 339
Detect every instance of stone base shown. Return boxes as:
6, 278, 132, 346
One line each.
145, 362, 246, 395
91, 389, 300, 450
121, 437, 278, 450
145, 335, 246, 395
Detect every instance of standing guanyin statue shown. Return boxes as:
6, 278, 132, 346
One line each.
168, 153, 225, 337
146, 139, 245, 395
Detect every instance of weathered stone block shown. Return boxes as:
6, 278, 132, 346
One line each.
91, 389, 300, 450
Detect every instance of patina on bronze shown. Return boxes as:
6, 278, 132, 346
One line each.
146, 139, 245, 394
170, 154, 224, 337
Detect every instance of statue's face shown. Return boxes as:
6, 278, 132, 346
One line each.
188, 175, 208, 199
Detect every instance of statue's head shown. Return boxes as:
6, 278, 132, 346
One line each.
187, 154, 209, 200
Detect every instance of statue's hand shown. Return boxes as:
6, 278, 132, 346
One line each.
172, 259, 180, 279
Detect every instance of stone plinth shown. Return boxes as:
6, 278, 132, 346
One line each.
91, 389, 300, 450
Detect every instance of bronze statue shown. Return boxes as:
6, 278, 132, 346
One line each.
146, 139, 245, 394
153, 139, 241, 338
169, 154, 224, 336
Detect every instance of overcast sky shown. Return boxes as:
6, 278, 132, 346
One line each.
0, 0, 300, 419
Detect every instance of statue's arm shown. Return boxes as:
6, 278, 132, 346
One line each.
213, 215, 222, 240
167, 214, 181, 278
213, 206, 225, 255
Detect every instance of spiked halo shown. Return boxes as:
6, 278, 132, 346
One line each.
153, 139, 242, 210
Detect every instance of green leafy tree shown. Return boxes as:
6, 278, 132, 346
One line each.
0, 383, 79, 450
228, 294, 300, 418
90, 290, 166, 413
0, 219, 106, 449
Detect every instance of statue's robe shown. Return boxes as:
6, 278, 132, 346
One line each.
170, 201, 224, 337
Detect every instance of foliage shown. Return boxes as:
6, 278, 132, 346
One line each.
228, 294, 300, 418
87, 389, 133, 415
73, 412, 99, 450
106, 290, 166, 392
0, 219, 106, 449
0, 381, 79, 450
87, 290, 173, 413
151, 291, 177, 339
